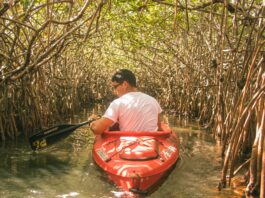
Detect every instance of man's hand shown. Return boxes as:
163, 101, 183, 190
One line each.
89, 117, 114, 135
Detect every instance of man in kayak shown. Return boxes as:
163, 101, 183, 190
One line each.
90, 69, 162, 134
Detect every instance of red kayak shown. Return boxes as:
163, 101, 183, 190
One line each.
92, 124, 180, 194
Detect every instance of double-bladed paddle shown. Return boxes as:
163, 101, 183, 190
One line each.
29, 118, 95, 151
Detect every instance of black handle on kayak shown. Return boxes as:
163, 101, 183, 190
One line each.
29, 118, 95, 151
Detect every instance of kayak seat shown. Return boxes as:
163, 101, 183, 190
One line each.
118, 137, 159, 161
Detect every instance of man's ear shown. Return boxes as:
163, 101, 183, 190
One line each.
123, 81, 129, 87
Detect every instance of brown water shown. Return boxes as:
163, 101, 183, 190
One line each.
0, 116, 245, 198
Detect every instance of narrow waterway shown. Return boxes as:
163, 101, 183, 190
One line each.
0, 115, 243, 198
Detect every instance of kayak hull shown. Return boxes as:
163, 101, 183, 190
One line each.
92, 124, 179, 194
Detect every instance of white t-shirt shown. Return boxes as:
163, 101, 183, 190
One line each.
103, 92, 162, 131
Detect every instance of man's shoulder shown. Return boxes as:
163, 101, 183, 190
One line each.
138, 92, 156, 100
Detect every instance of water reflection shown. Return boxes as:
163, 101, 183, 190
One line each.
0, 117, 243, 198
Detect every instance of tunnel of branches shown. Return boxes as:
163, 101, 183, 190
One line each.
0, 0, 264, 197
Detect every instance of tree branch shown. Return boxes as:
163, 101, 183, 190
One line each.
0, 0, 19, 16
152, 0, 241, 13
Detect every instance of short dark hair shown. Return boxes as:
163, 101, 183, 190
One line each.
111, 69, 137, 87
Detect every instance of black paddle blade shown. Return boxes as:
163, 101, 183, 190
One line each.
29, 120, 92, 151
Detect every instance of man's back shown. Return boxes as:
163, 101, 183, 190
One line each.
103, 92, 162, 131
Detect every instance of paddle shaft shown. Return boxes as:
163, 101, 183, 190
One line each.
46, 120, 91, 137
29, 119, 95, 151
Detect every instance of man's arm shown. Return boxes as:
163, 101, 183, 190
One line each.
90, 117, 114, 135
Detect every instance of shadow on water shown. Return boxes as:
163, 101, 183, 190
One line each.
0, 116, 247, 198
